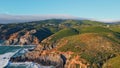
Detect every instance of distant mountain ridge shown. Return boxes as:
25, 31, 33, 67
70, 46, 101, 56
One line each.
0, 14, 120, 24
0, 14, 82, 24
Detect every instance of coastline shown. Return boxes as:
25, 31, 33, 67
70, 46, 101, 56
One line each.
0, 50, 20, 68
0, 46, 35, 68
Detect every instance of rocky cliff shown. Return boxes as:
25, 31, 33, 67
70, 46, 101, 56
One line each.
1, 19, 120, 68
18, 33, 119, 68
4, 30, 40, 45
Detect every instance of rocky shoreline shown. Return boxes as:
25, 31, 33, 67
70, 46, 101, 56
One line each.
10, 49, 65, 68
9, 43, 88, 68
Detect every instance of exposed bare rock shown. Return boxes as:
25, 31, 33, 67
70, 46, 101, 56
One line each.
4, 30, 40, 45
64, 55, 89, 68
11, 51, 65, 68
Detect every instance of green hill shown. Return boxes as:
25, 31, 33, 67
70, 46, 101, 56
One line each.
81, 20, 104, 25
102, 56, 120, 68
57, 33, 120, 67
79, 26, 112, 33
50, 28, 79, 41
40, 28, 79, 50
1, 19, 120, 68
77, 26, 120, 44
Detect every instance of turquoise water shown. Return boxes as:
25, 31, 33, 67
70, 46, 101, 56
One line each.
6, 65, 27, 68
0, 46, 34, 54
0, 46, 54, 68
6, 62, 36, 68
0, 46, 19, 54
0, 45, 35, 68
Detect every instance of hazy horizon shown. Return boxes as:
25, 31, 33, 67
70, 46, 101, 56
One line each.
0, 0, 120, 23
0, 1, 120, 19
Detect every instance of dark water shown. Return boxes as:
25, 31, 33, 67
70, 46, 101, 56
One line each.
6, 65, 27, 68
0, 45, 34, 54
0, 45, 54, 68
0, 45, 35, 68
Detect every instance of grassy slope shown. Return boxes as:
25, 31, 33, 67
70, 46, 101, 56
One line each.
77, 26, 120, 44
58, 33, 120, 67
102, 56, 120, 68
81, 20, 104, 25
40, 28, 79, 49
0, 19, 64, 40
110, 26, 120, 32
50, 28, 79, 41
1, 19, 120, 67
79, 26, 112, 33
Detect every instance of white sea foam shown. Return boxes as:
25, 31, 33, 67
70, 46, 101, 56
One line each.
0, 46, 54, 68
0, 49, 20, 68
19, 49, 28, 53
0, 52, 15, 68
9, 62, 55, 68
10, 62, 40, 68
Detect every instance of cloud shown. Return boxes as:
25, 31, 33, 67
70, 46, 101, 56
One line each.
0, 14, 81, 24
0, 14, 119, 24
97, 19, 120, 23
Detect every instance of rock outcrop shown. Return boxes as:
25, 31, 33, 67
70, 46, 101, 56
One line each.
10, 50, 65, 68
4, 30, 40, 45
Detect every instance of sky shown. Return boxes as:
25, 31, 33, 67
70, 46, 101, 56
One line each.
0, 0, 120, 21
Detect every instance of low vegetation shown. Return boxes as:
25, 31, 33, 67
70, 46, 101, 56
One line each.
0, 19, 120, 68
103, 56, 120, 68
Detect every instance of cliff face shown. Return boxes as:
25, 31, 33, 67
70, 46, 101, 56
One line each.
10, 38, 89, 68
22, 33, 119, 68
19, 49, 88, 68
10, 34, 89, 68
1, 19, 120, 68
10, 45, 65, 68
26, 52, 64, 68
64, 55, 88, 68
4, 30, 40, 45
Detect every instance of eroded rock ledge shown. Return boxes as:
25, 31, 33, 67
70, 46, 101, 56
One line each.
10, 45, 89, 68
10, 52, 65, 68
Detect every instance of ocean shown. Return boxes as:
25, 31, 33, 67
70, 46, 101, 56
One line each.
0, 45, 35, 68
0, 45, 55, 68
